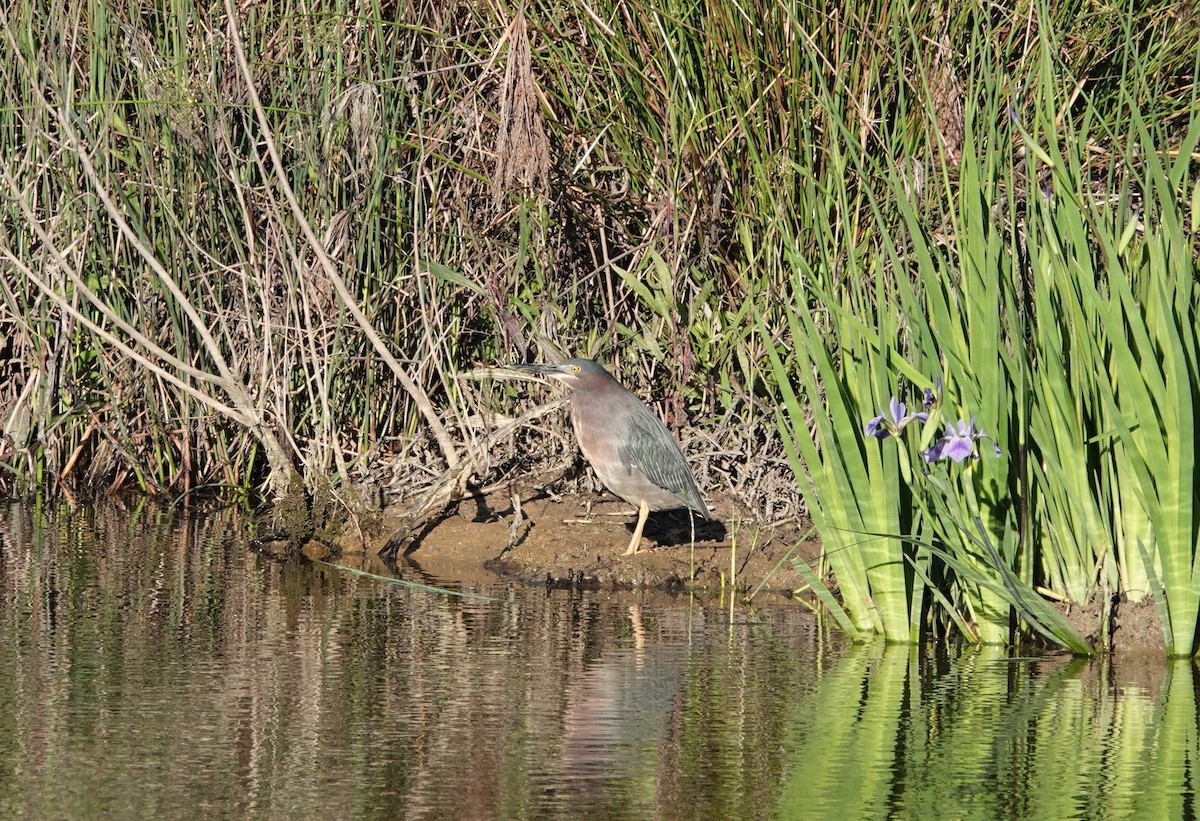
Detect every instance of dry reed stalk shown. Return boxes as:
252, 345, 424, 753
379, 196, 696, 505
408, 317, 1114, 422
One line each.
927, 20, 965, 166
494, 6, 550, 205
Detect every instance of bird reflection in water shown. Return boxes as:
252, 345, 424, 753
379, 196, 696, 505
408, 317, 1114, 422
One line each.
559, 604, 686, 788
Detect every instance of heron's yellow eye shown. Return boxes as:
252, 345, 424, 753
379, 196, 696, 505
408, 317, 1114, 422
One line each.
570, 365, 581, 373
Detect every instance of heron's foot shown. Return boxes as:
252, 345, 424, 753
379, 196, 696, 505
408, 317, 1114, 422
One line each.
622, 538, 645, 556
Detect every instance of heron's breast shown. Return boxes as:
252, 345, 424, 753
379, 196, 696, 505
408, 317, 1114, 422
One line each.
570, 392, 632, 476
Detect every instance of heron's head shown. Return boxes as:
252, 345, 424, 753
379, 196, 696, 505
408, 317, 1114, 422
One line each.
511, 358, 613, 389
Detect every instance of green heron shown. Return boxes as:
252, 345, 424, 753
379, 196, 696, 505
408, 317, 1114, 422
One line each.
513, 358, 710, 555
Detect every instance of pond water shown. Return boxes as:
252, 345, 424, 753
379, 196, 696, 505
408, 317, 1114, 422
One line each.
0, 502, 1195, 820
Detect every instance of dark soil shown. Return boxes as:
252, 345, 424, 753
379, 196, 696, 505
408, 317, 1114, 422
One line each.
1110, 595, 1164, 655
1050, 591, 1164, 655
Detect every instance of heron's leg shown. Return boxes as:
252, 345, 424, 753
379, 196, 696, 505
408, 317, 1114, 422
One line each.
623, 500, 650, 556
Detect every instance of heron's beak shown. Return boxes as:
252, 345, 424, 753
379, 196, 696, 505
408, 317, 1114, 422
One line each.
510, 362, 563, 378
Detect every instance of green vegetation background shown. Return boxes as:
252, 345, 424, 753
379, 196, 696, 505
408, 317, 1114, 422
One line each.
3, 0, 1198, 651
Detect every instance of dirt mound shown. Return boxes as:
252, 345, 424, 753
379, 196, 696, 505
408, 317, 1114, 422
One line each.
324, 491, 814, 602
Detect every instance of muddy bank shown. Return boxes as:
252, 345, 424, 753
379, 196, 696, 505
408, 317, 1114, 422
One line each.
318, 491, 814, 602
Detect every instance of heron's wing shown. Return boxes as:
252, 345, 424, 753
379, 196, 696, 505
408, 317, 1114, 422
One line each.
618, 401, 709, 518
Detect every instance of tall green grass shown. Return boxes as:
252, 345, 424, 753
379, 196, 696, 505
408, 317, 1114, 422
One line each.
755, 6, 1199, 652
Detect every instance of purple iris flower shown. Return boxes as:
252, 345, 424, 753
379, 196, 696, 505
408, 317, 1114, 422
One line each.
922, 418, 1003, 463
922, 376, 942, 412
865, 396, 928, 440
